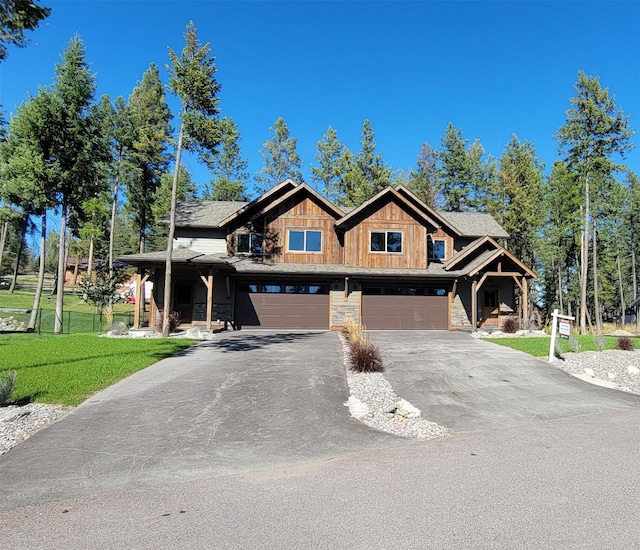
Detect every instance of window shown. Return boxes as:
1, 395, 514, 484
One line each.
237, 232, 263, 254
428, 236, 446, 260
288, 230, 322, 252
370, 231, 403, 253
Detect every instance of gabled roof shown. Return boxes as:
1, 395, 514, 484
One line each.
444, 236, 536, 278
438, 211, 509, 239
394, 185, 462, 236
168, 200, 248, 228
335, 187, 439, 230
223, 182, 345, 226
218, 178, 299, 228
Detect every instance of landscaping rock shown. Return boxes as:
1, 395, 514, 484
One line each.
108, 321, 128, 336
393, 398, 421, 419
345, 396, 370, 418
185, 327, 202, 339
627, 366, 640, 376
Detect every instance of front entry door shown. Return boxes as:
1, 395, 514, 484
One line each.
481, 288, 499, 328
173, 282, 193, 324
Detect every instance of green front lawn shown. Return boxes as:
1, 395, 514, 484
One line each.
485, 335, 639, 357
0, 334, 195, 405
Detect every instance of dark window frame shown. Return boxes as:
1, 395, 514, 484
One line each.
370, 230, 403, 253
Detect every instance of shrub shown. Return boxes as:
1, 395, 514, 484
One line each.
348, 339, 384, 373
168, 311, 181, 333
593, 335, 607, 352
502, 317, 519, 334
568, 335, 583, 353
617, 336, 634, 351
0, 370, 16, 405
342, 317, 366, 346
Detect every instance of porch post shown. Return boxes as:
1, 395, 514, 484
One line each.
206, 268, 213, 329
133, 271, 142, 329
522, 276, 529, 328
471, 278, 478, 332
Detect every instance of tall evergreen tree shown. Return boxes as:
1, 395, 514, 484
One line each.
164, 21, 221, 336
407, 142, 438, 207
126, 63, 172, 253
208, 117, 249, 201
255, 116, 303, 193
311, 125, 347, 202
47, 37, 108, 333
556, 70, 634, 334
354, 119, 391, 198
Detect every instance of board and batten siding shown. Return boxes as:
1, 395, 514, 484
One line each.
264, 195, 342, 264
343, 202, 428, 269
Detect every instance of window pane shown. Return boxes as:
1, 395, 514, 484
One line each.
285, 285, 307, 294
250, 233, 263, 254
289, 230, 304, 251
433, 239, 445, 259
370, 232, 385, 252
237, 234, 249, 253
306, 231, 322, 252
387, 232, 402, 253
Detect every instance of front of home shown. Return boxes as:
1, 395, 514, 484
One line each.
120, 179, 535, 331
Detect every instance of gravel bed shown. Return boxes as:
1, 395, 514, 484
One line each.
554, 349, 640, 394
0, 404, 72, 456
340, 335, 449, 440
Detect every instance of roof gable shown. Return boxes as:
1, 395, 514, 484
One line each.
394, 185, 462, 236
445, 236, 535, 277
168, 200, 248, 228
335, 187, 438, 230
438, 211, 509, 239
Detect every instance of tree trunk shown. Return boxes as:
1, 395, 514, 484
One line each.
633, 249, 639, 333
0, 221, 8, 279
557, 268, 563, 313
162, 122, 185, 337
8, 216, 27, 293
579, 176, 590, 335
592, 221, 602, 334
54, 206, 68, 334
109, 179, 118, 277
28, 214, 47, 331
616, 255, 625, 329
87, 234, 95, 281
71, 253, 80, 287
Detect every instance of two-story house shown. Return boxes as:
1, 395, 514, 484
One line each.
120, 179, 535, 331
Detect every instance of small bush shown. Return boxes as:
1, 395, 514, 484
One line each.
342, 317, 366, 346
568, 335, 583, 353
348, 339, 384, 373
168, 311, 181, 333
502, 317, 519, 334
617, 336, 634, 351
593, 335, 607, 352
0, 370, 17, 405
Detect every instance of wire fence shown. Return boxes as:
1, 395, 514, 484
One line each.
1, 309, 144, 334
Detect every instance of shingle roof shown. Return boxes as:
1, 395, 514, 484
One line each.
167, 200, 249, 228
118, 249, 232, 266
438, 212, 509, 238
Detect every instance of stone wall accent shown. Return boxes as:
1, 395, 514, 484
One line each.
330, 289, 361, 330
450, 294, 471, 328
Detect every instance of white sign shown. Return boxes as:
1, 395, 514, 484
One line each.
558, 319, 571, 338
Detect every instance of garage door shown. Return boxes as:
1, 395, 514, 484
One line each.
235, 284, 329, 329
362, 294, 448, 330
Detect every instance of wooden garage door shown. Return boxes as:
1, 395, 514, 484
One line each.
235, 285, 329, 329
362, 295, 448, 330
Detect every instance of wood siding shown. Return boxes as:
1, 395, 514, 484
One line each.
263, 195, 342, 264
343, 202, 429, 268
175, 228, 227, 255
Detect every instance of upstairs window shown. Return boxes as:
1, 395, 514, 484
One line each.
370, 231, 403, 253
288, 230, 322, 252
237, 232, 263, 254
428, 236, 446, 260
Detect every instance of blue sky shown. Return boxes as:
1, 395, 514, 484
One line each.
2, 0, 639, 199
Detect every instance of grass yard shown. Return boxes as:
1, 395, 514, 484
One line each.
0, 289, 135, 314
0, 333, 195, 405
486, 335, 640, 357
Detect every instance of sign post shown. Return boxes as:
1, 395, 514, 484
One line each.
549, 309, 575, 363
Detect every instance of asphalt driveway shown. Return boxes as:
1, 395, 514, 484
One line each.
0, 331, 398, 509
368, 330, 640, 432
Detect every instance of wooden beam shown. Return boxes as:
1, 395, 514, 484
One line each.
512, 274, 525, 293
471, 279, 478, 332
476, 273, 489, 292
133, 272, 142, 329
522, 277, 529, 327
206, 268, 213, 329
483, 271, 523, 278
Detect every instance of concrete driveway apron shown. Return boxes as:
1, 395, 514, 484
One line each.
0, 330, 398, 509
368, 331, 640, 433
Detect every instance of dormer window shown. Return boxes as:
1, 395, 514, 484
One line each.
237, 232, 263, 254
370, 231, 403, 253
428, 236, 446, 260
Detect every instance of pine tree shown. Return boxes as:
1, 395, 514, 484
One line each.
407, 142, 438, 207
556, 71, 634, 334
0, 0, 51, 61
255, 117, 303, 193
311, 125, 346, 201
164, 21, 221, 336
208, 117, 249, 201
354, 119, 391, 198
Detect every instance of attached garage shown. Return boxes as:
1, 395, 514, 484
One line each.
234, 283, 330, 329
361, 286, 449, 330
